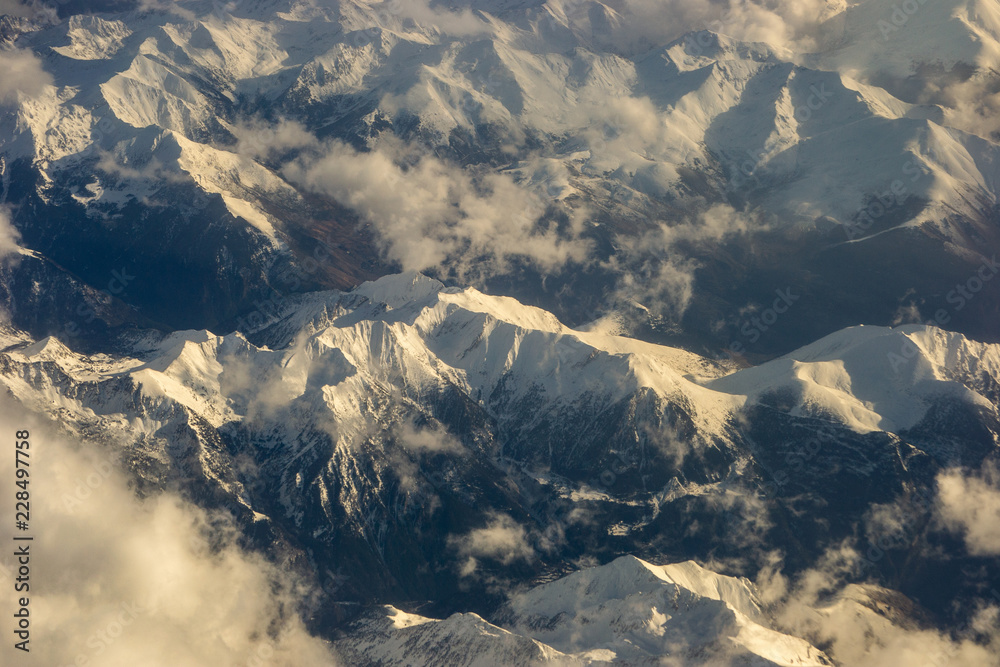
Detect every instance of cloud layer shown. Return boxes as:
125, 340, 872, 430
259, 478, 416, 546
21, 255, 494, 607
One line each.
0, 49, 52, 103
937, 462, 1000, 556
0, 207, 21, 259
449, 512, 536, 577
763, 543, 1000, 667
0, 399, 339, 666
546, 0, 846, 55
284, 138, 592, 280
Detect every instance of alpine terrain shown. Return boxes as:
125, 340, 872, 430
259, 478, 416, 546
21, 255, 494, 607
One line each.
0, 0, 999, 665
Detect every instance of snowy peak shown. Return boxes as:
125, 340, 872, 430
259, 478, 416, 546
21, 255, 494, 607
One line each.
818, 0, 1000, 77
335, 556, 832, 667
5, 274, 997, 443
0, 274, 995, 665
496, 555, 831, 666
657, 559, 765, 620
505, 555, 764, 621
708, 324, 1000, 433
51, 15, 132, 60
4, 0, 1000, 342
2, 4, 1000, 664
335, 605, 575, 667
352, 271, 447, 310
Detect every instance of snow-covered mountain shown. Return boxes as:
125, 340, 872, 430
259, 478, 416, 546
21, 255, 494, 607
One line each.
1, 0, 999, 352
336, 556, 834, 666
1, 272, 997, 662
2, 0, 1000, 663
496, 556, 833, 666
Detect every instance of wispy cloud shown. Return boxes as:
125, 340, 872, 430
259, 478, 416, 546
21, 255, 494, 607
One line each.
230, 117, 317, 162
605, 204, 756, 321
0, 207, 21, 260
762, 542, 1000, 667
936, 462, 1000, 556
0, 49, 52, 103
0, 399, 339, 666
284, 137, 592, 281
449, 512, 535, 577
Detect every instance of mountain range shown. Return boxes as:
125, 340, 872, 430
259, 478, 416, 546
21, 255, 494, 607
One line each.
1, 0, 1000, 664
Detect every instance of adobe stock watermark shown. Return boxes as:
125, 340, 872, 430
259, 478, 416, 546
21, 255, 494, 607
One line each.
888, 255, 1000, 373
59, 600, 147, 667
727, 84, 834, 190
60, 456, 115, 513
61, 266, 136, 340
729, 288, 800, 355
757, 424, 841, 499
922, 587, 1000, 667
853, 487, 937, 578
597, 449, 638, 489
843, 160, 928, 241
878, 0, 931, 40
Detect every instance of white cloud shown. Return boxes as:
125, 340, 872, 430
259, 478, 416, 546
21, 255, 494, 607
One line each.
283, 138, 592, 280
449, 512, 535, 576
0, 399, 339, 666
605, 204, 755, 322
0, 207, 21, 260
231, 118, 317, 161
754, 550, 790, 605
0, 48, 53, 103
396, 420, 463, 454
0, 0, 57, 21
96, 151, 189, 185
794, 596, 1000, 667
384, 419, 463, 503
564, 0, 846, 55
388, 0, 489, 37
0, 0, 33, 17
761, 543, 1000, 667
937, 76, 1000, 141
574, 94, 682, 175
137, 0, 198, 21
936, 463, 1000, 556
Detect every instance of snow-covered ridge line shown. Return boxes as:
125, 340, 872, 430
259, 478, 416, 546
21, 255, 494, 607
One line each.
4, 0, 1000, 355
0, 272, 996, 665
5, 0, 999, 244
3, 273, 998, 441
337, 555, 834, 666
